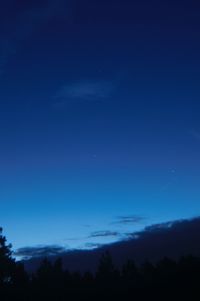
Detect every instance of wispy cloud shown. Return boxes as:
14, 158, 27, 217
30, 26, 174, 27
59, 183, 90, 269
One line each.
14, 245, 67, 259
189, 129, 200, 141
112, 215, 145, 226
54, 80, 114, 105
144, 221, 178, 232
84, 243, 104, 249
88, 230, 120, 239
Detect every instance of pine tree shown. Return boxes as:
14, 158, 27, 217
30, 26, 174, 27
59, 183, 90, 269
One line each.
0, 227, 15, 285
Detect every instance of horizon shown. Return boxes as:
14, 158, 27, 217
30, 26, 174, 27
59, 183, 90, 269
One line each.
14, 216, 200, 264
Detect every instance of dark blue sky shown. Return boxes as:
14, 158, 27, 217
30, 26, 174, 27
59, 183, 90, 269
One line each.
0, 0, 200, 251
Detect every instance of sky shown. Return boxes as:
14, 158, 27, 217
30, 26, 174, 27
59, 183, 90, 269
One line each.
0, 0, 200, 254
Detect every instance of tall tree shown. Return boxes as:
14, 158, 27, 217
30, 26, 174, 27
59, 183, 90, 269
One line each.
0, 227, 15, 286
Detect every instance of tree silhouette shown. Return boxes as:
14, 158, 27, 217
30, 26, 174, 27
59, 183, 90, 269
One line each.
96, 251, 115, 282
1, 229, 200, 301
0, 227, 15, 286
35, 258, 54, 284
122, 259, 139, 282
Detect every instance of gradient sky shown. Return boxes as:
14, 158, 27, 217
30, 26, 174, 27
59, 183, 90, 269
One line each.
0, 0, 200, 252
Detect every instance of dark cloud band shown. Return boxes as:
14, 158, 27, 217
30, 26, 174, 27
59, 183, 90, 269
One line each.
14, 245, 67, 259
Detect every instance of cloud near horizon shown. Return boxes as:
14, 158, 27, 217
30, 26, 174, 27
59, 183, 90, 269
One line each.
113, 215, 145, 226
14, 217, 200, 261
14, 245, 68, 259
88, 230, 120, 239
17, 217, 200, 268
84, 242, 104, 249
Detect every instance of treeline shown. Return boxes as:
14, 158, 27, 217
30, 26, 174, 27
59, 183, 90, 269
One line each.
1, 228, 200, 300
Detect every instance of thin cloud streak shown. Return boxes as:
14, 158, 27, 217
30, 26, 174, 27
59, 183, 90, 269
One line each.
83, 243, 104, 249
14, 245, 68, 259
112, 215, 145, 226
88, 230, 120, 238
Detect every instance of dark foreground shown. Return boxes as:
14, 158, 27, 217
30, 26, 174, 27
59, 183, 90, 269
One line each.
1, 227, 200, 300
1, 253, 200, 301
